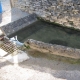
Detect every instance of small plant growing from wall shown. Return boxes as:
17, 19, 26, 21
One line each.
24, 45, 30, 49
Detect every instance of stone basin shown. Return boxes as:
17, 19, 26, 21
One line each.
8, 20, 80, 59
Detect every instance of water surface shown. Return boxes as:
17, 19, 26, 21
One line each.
11, 20, 80, 49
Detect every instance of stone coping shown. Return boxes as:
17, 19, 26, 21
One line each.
24, 39, 80, 59
1, 13, 37, 36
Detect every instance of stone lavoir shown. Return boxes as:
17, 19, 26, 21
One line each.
1, 0, 80, 60
8, 20, 80, 59
13, 0, 80, 29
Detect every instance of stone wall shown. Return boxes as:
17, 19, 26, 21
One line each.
13, 0, 80, 29
25, 39, 80, 59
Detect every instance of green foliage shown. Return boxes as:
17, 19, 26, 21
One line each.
24, 45, 30, 49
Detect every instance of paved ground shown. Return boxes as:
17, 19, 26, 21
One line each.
0, 0, 29, 27
0, 0, 80, 80
0, 49, 80, 80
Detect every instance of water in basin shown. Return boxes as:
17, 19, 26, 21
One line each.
10, 20, 80, 49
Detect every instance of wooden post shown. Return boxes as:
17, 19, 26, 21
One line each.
10, 0, 14, 8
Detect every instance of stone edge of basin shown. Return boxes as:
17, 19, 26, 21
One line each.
0, 13, 38, 36
24, 39, 80, 59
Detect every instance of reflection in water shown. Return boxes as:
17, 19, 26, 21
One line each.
49, 39, 68, 46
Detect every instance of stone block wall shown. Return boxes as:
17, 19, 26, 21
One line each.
13, 0, 80, 29
25, 39, 80, 59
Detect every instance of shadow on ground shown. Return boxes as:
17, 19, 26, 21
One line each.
19, 49, 80, 71
19, 49, 80, 80
0, 58, 12, 68
0, 49, 80, 80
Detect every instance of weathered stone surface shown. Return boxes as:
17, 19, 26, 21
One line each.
13, 0, 80, 29
1, 13, 37, 36
25, 39, 80, 59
